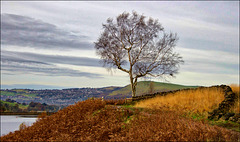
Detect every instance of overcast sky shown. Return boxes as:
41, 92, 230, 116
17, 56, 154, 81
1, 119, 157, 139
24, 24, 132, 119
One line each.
1, 1, 239, 89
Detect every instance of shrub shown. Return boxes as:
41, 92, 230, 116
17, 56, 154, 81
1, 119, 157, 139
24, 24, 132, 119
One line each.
37, 111, 48, 121
19, 122, 28, 130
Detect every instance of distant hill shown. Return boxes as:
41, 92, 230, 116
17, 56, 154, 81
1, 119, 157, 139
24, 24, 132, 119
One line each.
1, 81, 198, 105
109, 81, 198, 97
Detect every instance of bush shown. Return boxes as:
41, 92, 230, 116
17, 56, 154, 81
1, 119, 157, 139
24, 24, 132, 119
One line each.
37, 111, 48, 121
19, 122, 28, 130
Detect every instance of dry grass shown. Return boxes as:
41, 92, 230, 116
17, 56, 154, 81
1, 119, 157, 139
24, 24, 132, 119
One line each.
230, 84, 240, 94
104, 99, 126, 105
135, 87, 225, 117
1, 99, 239, 141
229, 84, 240, 113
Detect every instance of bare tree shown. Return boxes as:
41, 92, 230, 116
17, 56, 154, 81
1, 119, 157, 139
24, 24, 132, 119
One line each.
94, 11, 183, 97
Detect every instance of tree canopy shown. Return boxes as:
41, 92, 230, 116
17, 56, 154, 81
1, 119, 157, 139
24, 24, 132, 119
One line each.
95, 11, 183, 97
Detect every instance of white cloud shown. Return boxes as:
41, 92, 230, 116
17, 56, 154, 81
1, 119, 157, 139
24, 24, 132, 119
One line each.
177, 47, 239, 65
171, 71, 239, 86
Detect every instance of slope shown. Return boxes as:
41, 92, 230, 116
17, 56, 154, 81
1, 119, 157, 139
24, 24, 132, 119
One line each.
1, 99, 239, 141
109, 81, 198, 97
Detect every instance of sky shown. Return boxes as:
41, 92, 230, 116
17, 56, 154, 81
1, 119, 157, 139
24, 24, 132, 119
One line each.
1, 1, 239, 89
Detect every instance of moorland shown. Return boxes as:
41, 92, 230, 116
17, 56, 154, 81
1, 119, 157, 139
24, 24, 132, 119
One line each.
1, 83, 239, 141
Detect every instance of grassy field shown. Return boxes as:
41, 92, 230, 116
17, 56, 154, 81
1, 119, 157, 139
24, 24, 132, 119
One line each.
0, 90, 37, 97
135, 87, 225, 117
12, 89, 29, 93
134, 85, 240, 132
109, 81, 198, 96
0, 100, 28, 109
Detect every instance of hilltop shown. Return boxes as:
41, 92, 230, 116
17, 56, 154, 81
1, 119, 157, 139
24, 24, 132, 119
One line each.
109, 81, 198, 97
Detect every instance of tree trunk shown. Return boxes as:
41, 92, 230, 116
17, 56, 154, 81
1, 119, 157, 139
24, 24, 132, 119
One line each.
131, 82, 136, 97
129, 75, 137, 97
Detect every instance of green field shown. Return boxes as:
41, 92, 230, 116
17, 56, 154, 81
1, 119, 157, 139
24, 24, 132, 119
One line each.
0, 100, 28, 109
0, 91, 16, 96
109, 81, 198, 96
0, 90, 37, 97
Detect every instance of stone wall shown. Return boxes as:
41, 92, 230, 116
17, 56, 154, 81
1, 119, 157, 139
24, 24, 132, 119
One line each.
132, 86, 204, 101
208, 85, 239, 124
132, 85, 239, 123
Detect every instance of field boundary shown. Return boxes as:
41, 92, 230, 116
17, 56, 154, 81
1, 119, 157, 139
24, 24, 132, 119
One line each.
132, 85, 239, 123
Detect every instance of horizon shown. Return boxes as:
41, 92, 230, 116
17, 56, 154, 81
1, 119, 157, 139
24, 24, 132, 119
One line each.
1, 81, 198, 90
1, 81, 234, 90
1, 1, 239, 89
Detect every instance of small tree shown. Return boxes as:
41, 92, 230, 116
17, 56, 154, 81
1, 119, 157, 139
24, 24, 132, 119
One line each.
95, 11, 183, 97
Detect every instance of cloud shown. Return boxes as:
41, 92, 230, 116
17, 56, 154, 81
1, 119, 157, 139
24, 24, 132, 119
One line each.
2, 50, 101, 67
1, 13, 93, 50
179, 38, 239, 53
181, 61, 238, 75
196, 2, 239, 28
1, 62, 102, 78
158, 2, 239, 28
177, 47, 239, 75
1, 51, 102, 78
1, 63, 101, 78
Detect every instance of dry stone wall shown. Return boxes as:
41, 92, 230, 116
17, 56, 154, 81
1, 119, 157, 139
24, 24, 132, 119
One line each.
132, 85, 239, 123
208, 85, 239, 123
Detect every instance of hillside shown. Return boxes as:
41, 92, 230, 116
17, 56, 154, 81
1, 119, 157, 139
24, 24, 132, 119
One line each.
109, 81, 198, 97
0, 87, 121, 106
1, 99, 239, 141
134, 85, 240, 132
0, 81, 197, 105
